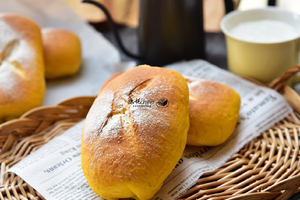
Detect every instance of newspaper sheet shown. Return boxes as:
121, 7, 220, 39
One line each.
7, 60, 293, 200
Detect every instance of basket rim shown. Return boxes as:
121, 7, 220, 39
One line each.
1, 65, 300, 200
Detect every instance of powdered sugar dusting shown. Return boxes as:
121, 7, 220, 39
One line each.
101, 114, 122, 138
83, 90, 114, 142
185, 76, 212, 95
0, 19, 35, 94
84, 90, 133, 142
130, 78, 171, 130
84, 75, 175, 143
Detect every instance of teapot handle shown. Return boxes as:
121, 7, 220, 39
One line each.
83, 0, 235, 60
82, 0, 143, 59
224, 0, 235, 13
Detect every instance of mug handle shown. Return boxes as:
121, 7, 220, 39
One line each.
268, 63, 300, 113
268, 63, 300, 92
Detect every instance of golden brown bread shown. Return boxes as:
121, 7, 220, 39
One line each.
186, 76, 241, 146
98, 71, 124, 95
99, 72, 241, 147
0, 13, 45, 123
42, 28, 81, 80
99, 72, 241, 146
81, 65, 189, 199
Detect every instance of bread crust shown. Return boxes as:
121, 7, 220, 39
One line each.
186, 77, 241, 146
99, 73, 241, 147
0, 13, 45, 122
42, 28, 81, 79
81, 65, 189, 199
98, 71, 124, 95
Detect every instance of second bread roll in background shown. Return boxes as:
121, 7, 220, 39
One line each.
42, 28, 81, 80
186, 76, 241, 146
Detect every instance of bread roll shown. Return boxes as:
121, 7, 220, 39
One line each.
81, 65, 189, 199
99, 72, 241, 147
186, 77, 241, 146
42, 28, 81, 79
0, 14, 45, 123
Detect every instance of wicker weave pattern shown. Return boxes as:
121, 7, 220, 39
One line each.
0, 96, 96, 200
0, 119, 82, 200
179, 111, 300, 200
1, 65, 300, 200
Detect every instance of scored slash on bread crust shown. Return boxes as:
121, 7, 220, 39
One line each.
81, 65, 190, 199
0, 13, 45, 123
98, 71, 241, 147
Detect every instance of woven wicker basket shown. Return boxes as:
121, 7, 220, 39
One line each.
1, 65, 300, 200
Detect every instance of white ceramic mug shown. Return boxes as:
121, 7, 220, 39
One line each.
221, 7, 300, 83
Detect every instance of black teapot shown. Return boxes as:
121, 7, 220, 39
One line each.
83, 0, 234, 66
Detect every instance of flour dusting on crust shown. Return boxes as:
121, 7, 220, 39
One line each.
83, 76, 172, 143
83, 90, 114, 141
0, 20, 34, 94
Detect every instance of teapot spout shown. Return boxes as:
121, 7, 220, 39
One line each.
82, 0, 142, 59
